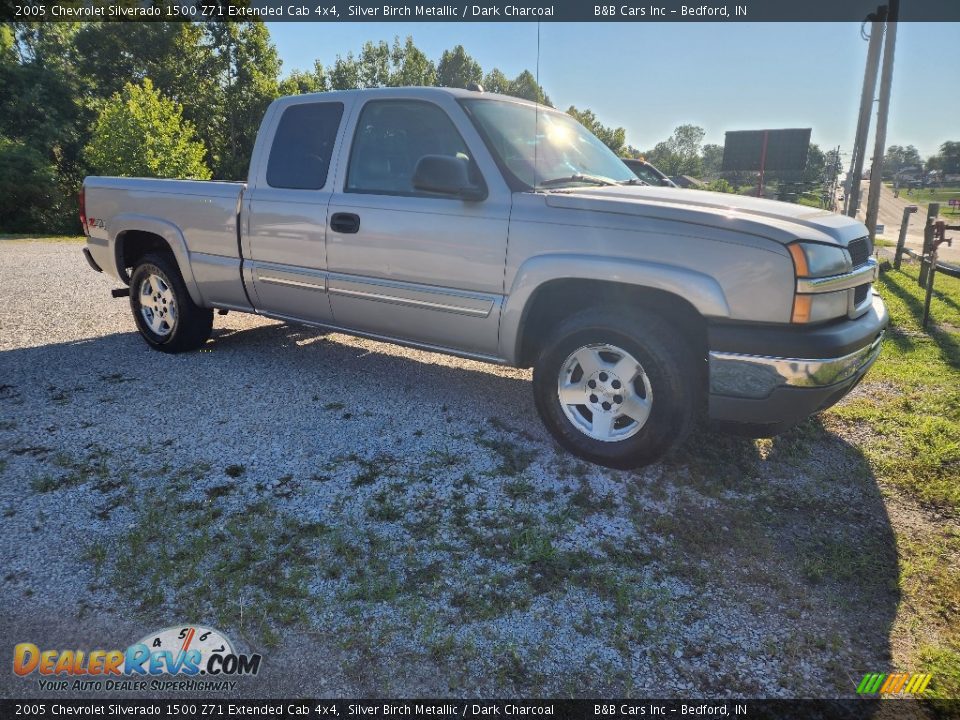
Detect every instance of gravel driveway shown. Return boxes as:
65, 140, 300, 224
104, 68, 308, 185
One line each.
1, 239, 903, 699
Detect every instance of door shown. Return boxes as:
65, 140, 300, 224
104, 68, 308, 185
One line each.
326, 97, 510, 357
244, 99, 347, 323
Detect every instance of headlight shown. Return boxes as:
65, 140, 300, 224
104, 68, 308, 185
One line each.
787, 241, 850, 278
791, 291, 850, 324
788, 242, 851, 324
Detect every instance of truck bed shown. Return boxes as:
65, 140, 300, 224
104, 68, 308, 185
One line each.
83, 176, 251, 310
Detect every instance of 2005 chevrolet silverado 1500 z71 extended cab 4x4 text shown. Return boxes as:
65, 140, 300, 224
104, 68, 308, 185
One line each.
81, 87, 887, 468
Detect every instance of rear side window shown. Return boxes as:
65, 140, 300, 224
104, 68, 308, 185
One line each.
266, 102, 344, 190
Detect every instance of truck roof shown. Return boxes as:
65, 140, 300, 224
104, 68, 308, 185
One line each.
271, 86, 544, 108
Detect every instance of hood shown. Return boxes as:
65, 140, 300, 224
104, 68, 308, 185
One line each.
543, 185, 867, 247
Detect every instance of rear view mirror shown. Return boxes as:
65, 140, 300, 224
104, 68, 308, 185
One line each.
412, 155, 486, 201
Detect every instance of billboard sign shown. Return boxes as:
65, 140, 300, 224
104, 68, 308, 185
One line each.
722, 129, 812, 173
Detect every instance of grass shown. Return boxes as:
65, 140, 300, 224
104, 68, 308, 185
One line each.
110, 490, 322, 643
450, 575, 529, 621
828, 262, 960, 510
477, 433, 537, 476
30, 447, 114, 493
366, 489, 404, 521
888, 185, 960, 217
0, 234, 85, 242
351, 452, 396, 486
797, 194, 827, 209
918, 645, 960, 699
825, 258, 960, 695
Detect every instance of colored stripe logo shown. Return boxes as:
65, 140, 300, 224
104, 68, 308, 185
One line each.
857, 672, 932, 695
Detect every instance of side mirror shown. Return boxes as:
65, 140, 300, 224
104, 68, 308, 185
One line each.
412, 155, 486, 201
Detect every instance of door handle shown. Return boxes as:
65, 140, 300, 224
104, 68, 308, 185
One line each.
330, 212, 360, 234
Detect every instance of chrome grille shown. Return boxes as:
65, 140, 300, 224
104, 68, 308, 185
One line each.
848, 236, 871, 268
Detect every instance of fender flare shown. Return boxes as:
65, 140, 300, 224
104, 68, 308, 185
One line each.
109, 214, 205, 307
499, 254, 731, 364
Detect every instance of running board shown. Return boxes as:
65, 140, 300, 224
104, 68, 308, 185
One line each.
111, 288, 130, 298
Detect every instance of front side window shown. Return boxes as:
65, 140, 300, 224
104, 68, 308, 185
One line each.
462, 98, 637, 190
346, 100, 476, 196
625, 161, 660, 185
266, 102, 344, 190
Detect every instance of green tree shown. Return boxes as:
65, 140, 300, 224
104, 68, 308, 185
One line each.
802, 143, 827, 185
329, 52, 361, 90
279, 62, 329, 95
84, 79, 211, 180
507, 70, 551, 105
72, 23, 213, 108
566, 106, 626, 155
206, 22, 281, 180
943, 140, 959, 174
928, 141, 960, 175
706, 178, 735, 194
647, 125, 705, 177
0, 137, 59, 232
330, 36, 437, 89
482, 68, 510, 94
436, 45, 482, 88
358, 40, 392, 87
883, 144, 922, 177
1, 24, 86, 232
389, 36, 436, 87
72, 23, 220, 176
701, 143, 724, 178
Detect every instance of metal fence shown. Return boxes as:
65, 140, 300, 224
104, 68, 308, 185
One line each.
891, 202, 959, 328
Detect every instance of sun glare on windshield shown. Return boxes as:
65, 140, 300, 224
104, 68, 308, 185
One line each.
545, 120, 573, 147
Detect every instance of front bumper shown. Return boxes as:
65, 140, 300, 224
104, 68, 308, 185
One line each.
707, 293, 888, 432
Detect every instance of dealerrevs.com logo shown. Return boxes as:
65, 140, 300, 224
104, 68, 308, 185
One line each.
13, 625, 262, 692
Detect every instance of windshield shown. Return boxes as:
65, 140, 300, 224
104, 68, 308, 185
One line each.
461, 98, 638, 190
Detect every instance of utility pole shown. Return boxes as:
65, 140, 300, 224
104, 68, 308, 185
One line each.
864, 0, 899, 240
846, 6, 887, 218
831, 145, 842, 210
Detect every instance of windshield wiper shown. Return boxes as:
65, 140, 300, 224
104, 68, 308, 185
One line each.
537, 173, 620, 188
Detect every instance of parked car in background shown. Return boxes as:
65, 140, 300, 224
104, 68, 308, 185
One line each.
81, 87, 886, 468
622, 158, 678, 187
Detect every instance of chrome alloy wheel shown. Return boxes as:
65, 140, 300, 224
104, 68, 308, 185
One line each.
557, 343, 653, 442
139, 273, 177, 337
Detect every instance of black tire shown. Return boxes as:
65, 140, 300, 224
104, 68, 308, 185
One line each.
532, 307, 699, 469
129, 252, 213, 353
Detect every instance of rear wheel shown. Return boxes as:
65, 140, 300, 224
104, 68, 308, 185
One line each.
532, 308, 698, 468
129, 253, 212, 353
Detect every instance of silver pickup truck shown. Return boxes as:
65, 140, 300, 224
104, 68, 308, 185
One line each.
81, 87, 887, 468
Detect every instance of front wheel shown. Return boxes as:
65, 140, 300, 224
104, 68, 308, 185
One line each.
129, 253, 213, 353
532, 308, 698, 469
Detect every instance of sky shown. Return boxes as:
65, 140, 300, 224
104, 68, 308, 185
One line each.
266, 21, 958, 162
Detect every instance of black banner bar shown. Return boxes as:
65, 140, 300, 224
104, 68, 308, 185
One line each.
1, 699, 957, 720
3, 0, 960, 23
